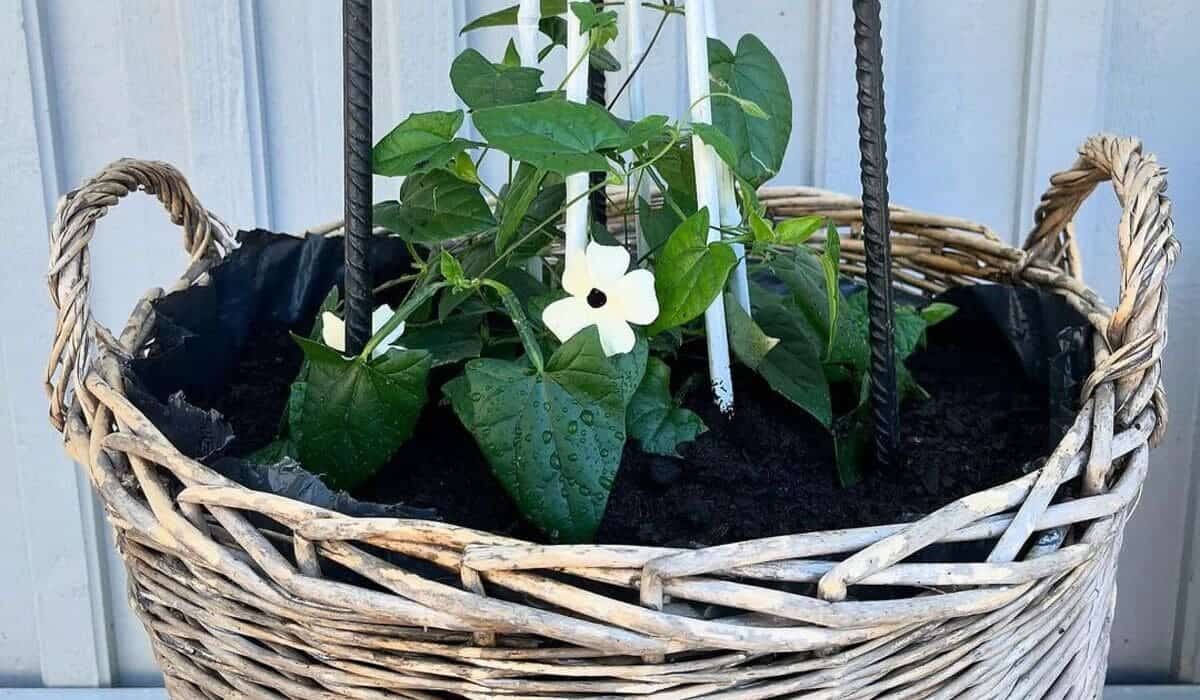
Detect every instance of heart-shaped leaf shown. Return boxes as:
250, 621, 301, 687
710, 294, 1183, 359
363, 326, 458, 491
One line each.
385, 170, 496, 242
647, 208, 737, 334
400, 316, 483, 367
628, 357, 706, 457
373, 110, 478, 177
290, 337, 433, 490
472, 100, 628, 175
708, 35, 792, 186
444, 327, 629, 542
460, 0, 567, 33
451, 49, 544, 110
734, 295, 832, 427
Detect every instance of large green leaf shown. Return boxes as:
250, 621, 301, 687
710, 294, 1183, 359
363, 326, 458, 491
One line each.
444, 328, 628, 542
708, 35, 792, 186
451, 49, 544, 110
386, 170, 496, 242
472, 100, 628, 175
290, 337, 433, 490
640, 138, 697, 213
647, 208, 737, 334
769, 250, 839, 345
737, 296, 832, 427
460, 0, 567, 33
399, 316, 483, 367
628, 357, 706, 457
373, 110, 478, 177
636, 196, 681, 254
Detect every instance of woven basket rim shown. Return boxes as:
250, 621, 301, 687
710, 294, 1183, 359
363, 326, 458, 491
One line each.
42, 134, 1177, 664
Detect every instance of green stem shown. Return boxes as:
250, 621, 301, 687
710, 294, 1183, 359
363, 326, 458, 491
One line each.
479, 178, 609, 280
478, 279, 544, 372
361, 282, 448, 359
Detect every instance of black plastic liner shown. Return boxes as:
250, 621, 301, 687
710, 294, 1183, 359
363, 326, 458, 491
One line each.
123, 229, 1091, 521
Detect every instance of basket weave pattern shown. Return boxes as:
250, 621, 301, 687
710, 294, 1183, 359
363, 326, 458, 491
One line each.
44, 135, 1176, 698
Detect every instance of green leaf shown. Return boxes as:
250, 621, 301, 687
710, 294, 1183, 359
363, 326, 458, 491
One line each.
444, 327, 628, 542
747, 209, 774, 244
775, 215, 822, 245
691, 122, 741, 173
628, 357, 707, 457
389, 170, 496, 242
647, 208, 737, 334
439, 251, 467, 286
452, 151, 481, 183
460, 0, 567, 33
770, 250, 840, 345
708, 35, 792, 186
726, 292, 780, 369
502, 39, 521, 67
749, 298, 833, 427
570, 1, 618, 46
290, 337, 433, 490
636, 197, 681, 253
497, 165, 547, 253
616, 115, 671, 152
609, 335, 648, 404
373, 110, 478, 177
820, 222, 841, 356
473, 100, 628, 175
641, 138, 697, 212
400, 316, 483, 367
534, 15, 622, 71
921, 302, 957, 327
834, 406, 871, 486
451, 49, 544, 110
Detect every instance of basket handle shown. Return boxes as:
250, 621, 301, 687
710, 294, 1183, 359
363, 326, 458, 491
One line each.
45, 158, 235, 432
1021, 135, 1177, 442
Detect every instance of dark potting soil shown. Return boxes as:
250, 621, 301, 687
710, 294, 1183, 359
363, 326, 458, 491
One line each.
203, 316, 1052, 547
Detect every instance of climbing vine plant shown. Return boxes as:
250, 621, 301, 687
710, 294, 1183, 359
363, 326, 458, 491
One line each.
253, 1, 952, 542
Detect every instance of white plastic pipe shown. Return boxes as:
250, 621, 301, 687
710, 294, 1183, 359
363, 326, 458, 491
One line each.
625, 0, 652, 257
563, 7, 591, 261
704, 0, 750, 314
517, 0, 544, 280
684, 0, 734, 411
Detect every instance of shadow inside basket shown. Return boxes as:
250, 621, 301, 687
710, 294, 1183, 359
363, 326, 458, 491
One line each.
121, 229, 1094, 591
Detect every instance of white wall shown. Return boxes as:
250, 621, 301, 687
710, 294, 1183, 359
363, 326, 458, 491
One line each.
1, 0, 1197, 687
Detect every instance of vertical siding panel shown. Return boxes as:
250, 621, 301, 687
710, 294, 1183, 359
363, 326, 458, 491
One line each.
883, 0, 1031, 237
1096, 0, 1200, 682
374, 1, 461, 203
38, 0, 195, 684
0, 0, 115, 687
176, 0, 262, 228
256, 1, 343, 233
709, 0, 820, 186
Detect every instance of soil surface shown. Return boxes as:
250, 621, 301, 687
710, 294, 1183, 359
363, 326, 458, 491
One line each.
199, 315, 1053, 546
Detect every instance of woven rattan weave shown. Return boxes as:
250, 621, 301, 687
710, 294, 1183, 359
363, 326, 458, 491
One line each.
45, 134, 1175, 698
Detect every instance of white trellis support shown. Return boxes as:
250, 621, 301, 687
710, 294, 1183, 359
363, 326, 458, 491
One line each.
684, 0, 735, 411
563, 7, 591, 259
625, 0, 651, 257
517, 0, 544, 280
704, 0, 751, 314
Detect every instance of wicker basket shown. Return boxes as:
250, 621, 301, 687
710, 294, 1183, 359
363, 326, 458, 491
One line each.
45, 134, 1175, 699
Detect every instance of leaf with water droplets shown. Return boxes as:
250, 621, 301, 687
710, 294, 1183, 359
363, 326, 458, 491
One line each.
627, 358, 707, 457
443, 327, 629, 542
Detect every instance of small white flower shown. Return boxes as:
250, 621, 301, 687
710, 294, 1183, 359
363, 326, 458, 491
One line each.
321, 305, 405, 358
542, 241, 659, 356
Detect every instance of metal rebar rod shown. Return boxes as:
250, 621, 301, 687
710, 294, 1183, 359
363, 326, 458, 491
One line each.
588, 0, 607, 227
852, 0, 900, 468
343, 0, 373, 355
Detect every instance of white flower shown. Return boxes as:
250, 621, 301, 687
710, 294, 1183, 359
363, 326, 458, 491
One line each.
322, 305, 405, 358
542, 241, 659, 356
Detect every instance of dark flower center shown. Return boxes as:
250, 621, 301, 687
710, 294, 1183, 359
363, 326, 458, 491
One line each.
586, 288, 608, 309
